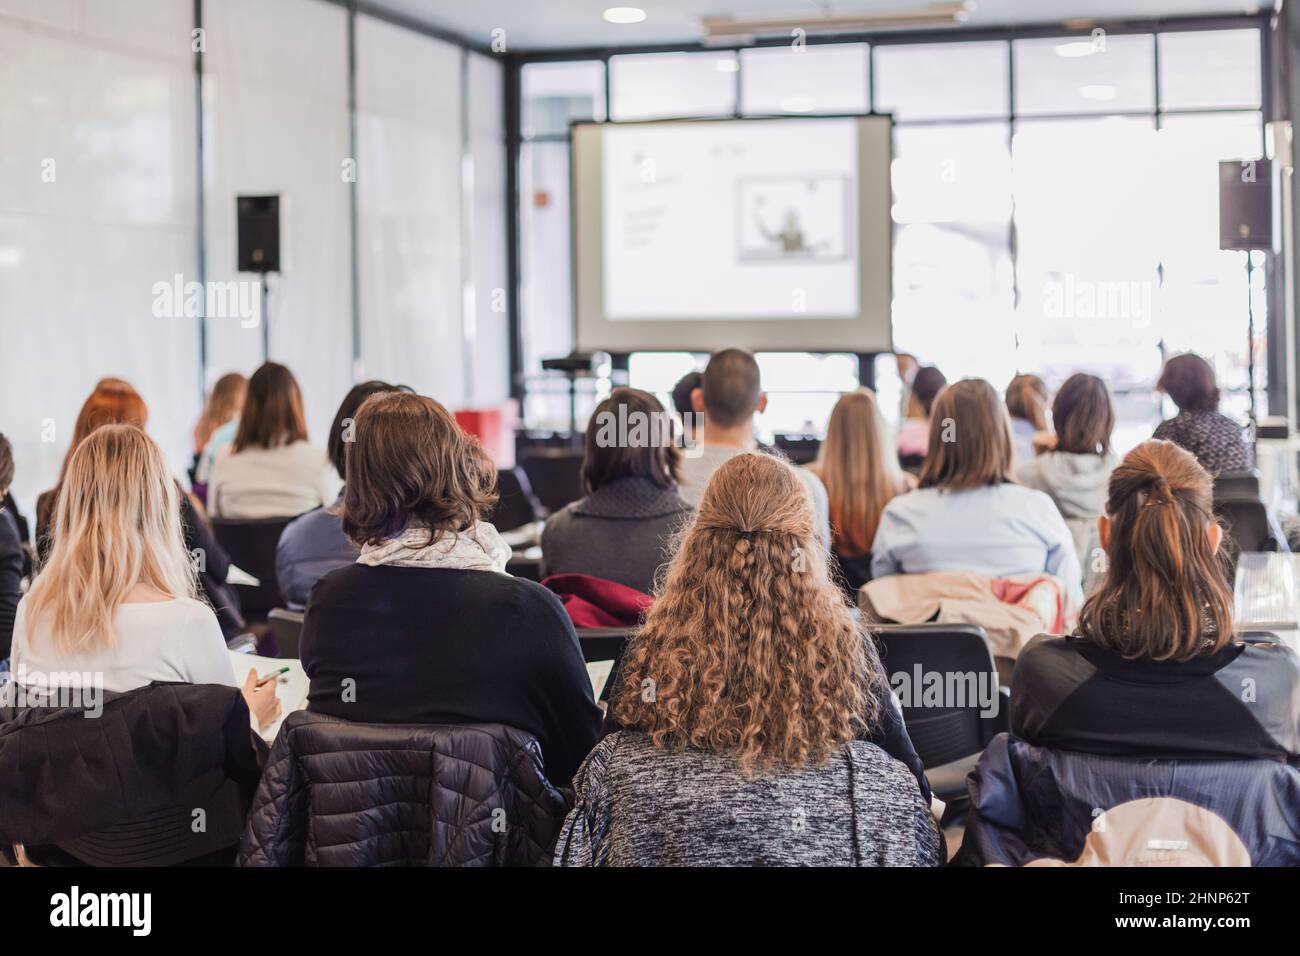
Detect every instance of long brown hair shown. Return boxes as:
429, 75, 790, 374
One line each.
233, 363, 308, 452
1053, 372, 1114, 456
918, 378, 1014, 491
1006, 374, 1049, 431
813, 389, 909, 557
341, 392, 496, 547
610, 453, 882, 775
1078, 440, 1233, 661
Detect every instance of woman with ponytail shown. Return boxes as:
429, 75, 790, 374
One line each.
1011, 439, 1300, 761
554, 453, 940, 867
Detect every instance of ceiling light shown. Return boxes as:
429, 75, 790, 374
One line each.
1080, 84, 1117, 101
603, 7, 646, 24
715, 59, 739, 73
702, 2, 970, 42
779, 96, 818, 113
1055, 40, 1098, 58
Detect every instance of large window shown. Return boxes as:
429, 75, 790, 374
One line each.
516, 23, 1268, 442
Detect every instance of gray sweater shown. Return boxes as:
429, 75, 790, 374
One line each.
540, 477, 692, 594
553, 731, 942, 867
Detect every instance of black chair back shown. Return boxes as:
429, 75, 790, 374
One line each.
490, 466, 542, 532
871, 623, 1002, 769
773, 434, 821, 465
211, 516, 294, 619
1213, 495, 1287, 570
520, 450, 585, 515
576, 626, 634, 703
267, 608, 305, 659
1214, 469, 1260, 500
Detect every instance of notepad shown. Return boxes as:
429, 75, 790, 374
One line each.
586, 659, 614, 700
228, 651, 308, 744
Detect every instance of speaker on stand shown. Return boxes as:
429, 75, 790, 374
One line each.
1219, 160, 1275, 427
236, 195, 281, 361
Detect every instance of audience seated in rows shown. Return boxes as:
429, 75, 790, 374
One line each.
10, 425, 280, 731
1015, 372, 1117, 590
298, 391, 601, 787
191, 372, 247, 498
554, 453, 940, 867
871, 378, 1084, 608
1005, 373, 1049, 467
275, 379, 405, 610
207, 362, 339, 519
540, 387, 691, 596
1153, 352, 1254, 476
1012, 439, 1300, 762
808, 388, 913, 595
896, 365, 947, 460
0, 435, 20, 658
679, 348, 831, 547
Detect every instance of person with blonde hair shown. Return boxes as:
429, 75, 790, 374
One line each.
871, 378, 1082, 607
554, 453, 939, 866
35, 377, 149, 555
810, 388, 913, 594
10, 425, 279, 730
192, 371, 248, 495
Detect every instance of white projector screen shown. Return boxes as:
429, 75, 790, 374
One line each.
573, 114, 893, 353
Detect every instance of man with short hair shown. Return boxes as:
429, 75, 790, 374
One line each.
679, 349, 831, 547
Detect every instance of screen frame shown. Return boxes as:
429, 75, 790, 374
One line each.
570, 112, 894, 354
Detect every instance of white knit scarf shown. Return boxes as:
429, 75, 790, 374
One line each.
355, 522, 512, 574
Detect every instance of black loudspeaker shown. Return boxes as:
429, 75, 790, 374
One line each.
1219, 160, 1273, 251
236, 195, 280, 272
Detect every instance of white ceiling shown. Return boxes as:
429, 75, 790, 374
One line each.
364, 0, 1270, 51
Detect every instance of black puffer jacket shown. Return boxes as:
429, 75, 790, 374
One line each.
237, 710, 572, 866
0, 682, 263, 865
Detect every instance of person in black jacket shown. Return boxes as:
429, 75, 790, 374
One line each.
300, 391, 602, 787
1012, 439, 1300, 762
0, 435, 22, 659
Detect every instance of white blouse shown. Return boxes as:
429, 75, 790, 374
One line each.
9, 596, 236, 693
207, 440, 340, 519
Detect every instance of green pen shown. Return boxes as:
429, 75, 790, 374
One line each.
257, 667, 290, 685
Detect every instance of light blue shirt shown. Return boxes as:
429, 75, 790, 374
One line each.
870, 483, 1084, 607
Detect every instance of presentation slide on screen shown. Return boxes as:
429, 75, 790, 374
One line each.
601, 118, 860, 321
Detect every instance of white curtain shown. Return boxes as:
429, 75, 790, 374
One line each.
0, 0, 200, 517
355, 15, 465, 406
201, 0, 352, 445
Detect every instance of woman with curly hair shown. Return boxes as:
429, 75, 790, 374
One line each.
554, 453, 940, 867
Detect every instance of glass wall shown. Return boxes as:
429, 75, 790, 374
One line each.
519, 23, 1267, 443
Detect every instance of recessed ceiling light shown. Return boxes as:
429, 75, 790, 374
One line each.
1080, 84, 1117, 101
715, 59, 739, 73
603, 7, 646, 24
779, 96, 817, 113
1055, 40, 1097, 58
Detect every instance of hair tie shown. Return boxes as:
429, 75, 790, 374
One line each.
737, 531, 756, 541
